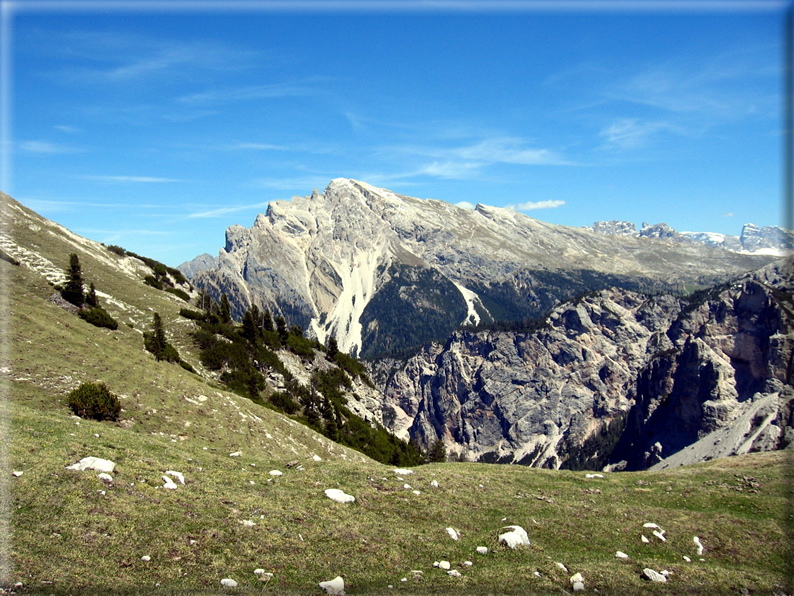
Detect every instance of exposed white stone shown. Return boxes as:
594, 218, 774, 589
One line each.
438, 561, 451, 570
240, 520, 256, 527
585, 473, 604, 479
446, 527, 460, 541
499, 525, 530, 549
652, 530, 666, 542
12, 471, 23, 477
447, 570, 462, 577
324, 488, 355, 503
573, 582, 585, 591
403, 484, 412, 489
570, 572, 584, 584
476, 546, 488, 555
463, 561, 473, 567
555, 562, 568, 573
220, 578, 238, 588
319, 575, 345, 595
269, 470, 283, 477
683, 556, 692, 562
162, 475, 178, 490
97, 473, 113, 483
615, 551, 629, 559
313, 455, 323, 461
641, 535, 650, 543
141, 555, 151, 562
165, 471, 184, 484
430, 480, 439, 488
643, 522, 661, 529
641, 568, 667, 583
393, 468, 414, 475
66, 456, 116, 473
660, 570, 671, 578
254, 569, 266, 575
694, 536, 704, 555
229, 451, 242, 457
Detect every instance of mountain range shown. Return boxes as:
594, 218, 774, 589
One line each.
180, 179, 779, 360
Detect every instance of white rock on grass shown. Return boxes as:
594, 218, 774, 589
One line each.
324, 489, 355, 503
220, 578, 238, 588
438, 561, 451, 570
319, 575, 345, 595
239, 520, 256, 527
446, 527, 460, 541
616, 551, 629, 559
643, 522, 661, 530
165, 471, 185, 484
652, 530, 666, 542
585, 473, 604, 479
430, 480, 439, 488
641, 568, 667, 583
570, 572, 583, 584
393, 468, 414, 475
162, 475, 178, 490
98, 473, 113, 483
269, 470, 283, 477
683, 556, 692, 563
229, 451, 242, 457
555, 562, 568, 573
412, 490, 421, 495
498, 526, 530, 549
641, 535, 650, 543
573, 582, 585, 591
463, 561, 473, 567
447, 570, 462, 577
140, 555, 151, 562
313, 455, 323, 461
694, 536, 704, 555
476, 546, 488, 555
12, 471, 23, 477
66, 457, 116, 473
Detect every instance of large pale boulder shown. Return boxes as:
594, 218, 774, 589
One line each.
66, 457, 116, 473
498, 525, 530, 549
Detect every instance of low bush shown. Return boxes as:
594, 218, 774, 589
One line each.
78, 306, 119, 330
67, 382, 121, 421
166, 287, 191, 302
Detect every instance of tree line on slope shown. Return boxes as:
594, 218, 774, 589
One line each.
180, 293, 433, 466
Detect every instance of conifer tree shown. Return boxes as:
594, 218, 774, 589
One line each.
219, 293, 232, 324
327, 336, 339, 360
276, 315, 288, 344
62, 253, 85, 307
262, 309, 274, 332
85, 282, 98, 308
150, 312, 167, 361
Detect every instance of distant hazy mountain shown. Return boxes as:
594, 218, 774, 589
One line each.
587, 220, 792, 256
181, 179, 775, 359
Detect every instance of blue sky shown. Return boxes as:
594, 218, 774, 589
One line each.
4, 1, 788, 266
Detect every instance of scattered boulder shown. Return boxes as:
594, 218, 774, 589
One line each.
683, 556, 692, 562
162, 475, 178, 490
324, 489, 355, 503
140, 555, 151, 562
573, 582, 585, 592
476, 546, 488, 555
643, 522, 661, 529
319, 575, 345, 595
66, 456, 116, 473
97, 473, 113, 483
641, 535, 650, 543
165, 471, 184, 484
269, 470, 283, 477
446, 527, 460, 541
555, 562, 568, 573
652, 530, 666, 542
220, 578, 238, 588
615, 551, 629, 559
462, 561, 473, 567
499, 526, 530, 549
12, 471, 23, 477
313, 455, 323, 461
447, 570, 462, 577
570, 572, 584, 584
430, 480, 439, 488
229, 451, 242, 457
641, 568, 667, 583
694, 536, 704, 555
393, 468, 414, 475
585, 473, 604, 479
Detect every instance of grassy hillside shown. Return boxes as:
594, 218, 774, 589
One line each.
2, 195, 793, 594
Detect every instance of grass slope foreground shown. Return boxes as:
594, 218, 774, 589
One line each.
1, 193, 793, 595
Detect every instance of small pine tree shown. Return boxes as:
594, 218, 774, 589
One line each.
61, 253, 85, 307
276, 315, 288, 344
327, 336, 339, 360
262, 309, 274, 332
85, 282, 98, 308
428, 438, 447, 463
242, 307, 259, 347
150, 312, 167, 361
219, 293, 232, 324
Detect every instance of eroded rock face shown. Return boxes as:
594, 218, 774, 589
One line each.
377, 259, 794, 470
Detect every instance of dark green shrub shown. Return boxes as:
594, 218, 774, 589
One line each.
144, 275, 163, 290
61, 253, 85, 307
166, 287, 191, 302
286, 333, 314, 358
106, 245, 126, 256
269, 391, 300, 414
67, 382, 121, 421
180, 307, 207, 321
78, 306, 119, 330
179, 360, 196, 374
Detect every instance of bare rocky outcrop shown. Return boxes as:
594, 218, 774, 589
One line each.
376, 258, 794, 470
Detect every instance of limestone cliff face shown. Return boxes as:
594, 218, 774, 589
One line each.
376, 259, 794, 470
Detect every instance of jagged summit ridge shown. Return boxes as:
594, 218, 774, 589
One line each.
184, 179, 775, 359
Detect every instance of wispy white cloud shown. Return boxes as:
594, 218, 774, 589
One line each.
177, 82, 320, 106
455, 201, 476, 210
506, 200, 566, 211
54, 125, 80, 134
20, 140, 80, 154
600, 118, 684, 149
79, 175, 184, 183
188, 202, 271, 219
722, 212, 735, 217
